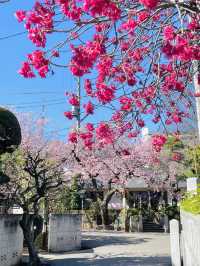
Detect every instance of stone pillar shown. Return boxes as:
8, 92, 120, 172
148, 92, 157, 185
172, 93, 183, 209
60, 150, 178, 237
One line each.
122, 195, 126, 208
138, 215, 143, 232
129, 216, 140, 232
170, 219, 181, 266
163, 215, 169, 233
122, 190, 128, 231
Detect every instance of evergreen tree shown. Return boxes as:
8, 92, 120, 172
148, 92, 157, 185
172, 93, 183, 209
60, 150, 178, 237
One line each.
70, 174, 81, 210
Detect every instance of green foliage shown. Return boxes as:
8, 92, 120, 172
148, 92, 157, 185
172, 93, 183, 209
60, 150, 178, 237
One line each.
164, 139, 200, 180
118, 208, 126, 221
0, 149, 27, 188
183, 145, 200, 178
34, 233, 43, 250
159, 205, 180, 220
0, 143, 64, 213
108, 209, 118, 224
118, 208, 139, 225
49, 186, 72, 213
0, 108, 21, 154
49, 175, 82, 213
70, 174, 81, 210
165, 135, 184, 151
0, 108, 21, 184
181, 188, 200, 215
117, 208, 140, 231
127, 208, 139, 217
141, 207, 155, 220
85, 201, 100, 220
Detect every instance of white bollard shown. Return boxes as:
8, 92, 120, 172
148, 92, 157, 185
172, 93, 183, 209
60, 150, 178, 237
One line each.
170, 219, 181, 266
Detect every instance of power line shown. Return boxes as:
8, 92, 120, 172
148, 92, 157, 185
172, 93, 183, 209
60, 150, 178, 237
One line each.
2, 101, 66, 109
45, 127, 70, 135
0, 31, 27, 41
2, 98, 65, 106
7, 91, 64, 95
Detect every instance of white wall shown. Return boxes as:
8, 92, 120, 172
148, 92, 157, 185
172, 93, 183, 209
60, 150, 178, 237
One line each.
181, 211, 200, 266
48, 214, 81, 253
0, 215, 23, 266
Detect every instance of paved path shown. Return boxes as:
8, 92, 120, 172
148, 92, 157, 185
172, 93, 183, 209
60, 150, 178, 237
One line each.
42, 231, 171, 266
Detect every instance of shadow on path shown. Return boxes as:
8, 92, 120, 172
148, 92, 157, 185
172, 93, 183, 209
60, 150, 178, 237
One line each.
82, 234, 151, 249
50, 256, 171, 266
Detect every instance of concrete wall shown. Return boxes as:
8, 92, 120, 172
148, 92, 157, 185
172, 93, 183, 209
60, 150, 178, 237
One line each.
181, 211, 200, 266
0, 215, 23, 266
48, 214, 81, 253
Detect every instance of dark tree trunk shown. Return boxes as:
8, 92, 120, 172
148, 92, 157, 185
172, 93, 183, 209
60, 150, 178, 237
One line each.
42, 196, 49, 250
100, 204, 110, 229
20, 213, 41, 266
99, 189, 117, 230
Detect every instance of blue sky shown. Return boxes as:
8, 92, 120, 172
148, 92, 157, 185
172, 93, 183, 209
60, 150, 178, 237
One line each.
0, 0, 82, 140
0, 0, 121, 141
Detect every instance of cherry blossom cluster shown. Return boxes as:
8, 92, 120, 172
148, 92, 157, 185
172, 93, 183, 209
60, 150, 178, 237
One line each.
18, 50, 49, 78
16, 0, 200, 151
68, 122, 115, 149
171, 152, 182, 162
152, 134, 167, 152
66, 137, 169, 189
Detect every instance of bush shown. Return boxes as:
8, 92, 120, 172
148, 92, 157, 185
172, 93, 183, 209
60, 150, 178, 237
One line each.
127, 208, 139, 218
181, 189, 200, 215
160, 205, 180, 220
108, 209, 119, 224
34, 233, 43, 250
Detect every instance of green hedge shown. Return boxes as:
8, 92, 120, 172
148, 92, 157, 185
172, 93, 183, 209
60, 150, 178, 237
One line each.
181, 189, 200, 215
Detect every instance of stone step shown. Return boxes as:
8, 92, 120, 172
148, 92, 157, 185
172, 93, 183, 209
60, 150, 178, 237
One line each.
143, 229, 164, 232
143, 222, 164, 232
143, 225, 163, 228
143, 227, 164, 231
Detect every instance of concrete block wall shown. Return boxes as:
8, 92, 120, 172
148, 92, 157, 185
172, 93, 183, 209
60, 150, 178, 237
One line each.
48, 214, 81, 253
0, 215, 23, 266
181, 211, 200, 266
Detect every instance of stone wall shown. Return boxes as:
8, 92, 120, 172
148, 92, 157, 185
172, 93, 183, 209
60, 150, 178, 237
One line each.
48, 214, 81, 253
181, 211, 200, 266
0, 215, 23, 266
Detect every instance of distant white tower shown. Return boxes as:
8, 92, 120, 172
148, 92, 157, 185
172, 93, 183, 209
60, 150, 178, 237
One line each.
141, 127, 149, 141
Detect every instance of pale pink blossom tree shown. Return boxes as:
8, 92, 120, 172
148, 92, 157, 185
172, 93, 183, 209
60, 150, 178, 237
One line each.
66, 137, 167, 227
0, 114, 67, 266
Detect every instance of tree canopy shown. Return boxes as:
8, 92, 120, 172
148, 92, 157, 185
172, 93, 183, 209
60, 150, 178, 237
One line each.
14, 0, 200, 150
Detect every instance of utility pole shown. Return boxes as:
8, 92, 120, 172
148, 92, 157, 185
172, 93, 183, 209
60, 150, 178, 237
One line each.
72, 77, 81, 131
39, 104, 49, 249
193, 61, 200, 141
178, 0, 200, 140
76, 77, 81, 131
71, 78, 84, 227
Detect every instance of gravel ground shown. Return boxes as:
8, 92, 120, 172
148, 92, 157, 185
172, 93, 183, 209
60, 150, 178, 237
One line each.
40, 231, 171, 266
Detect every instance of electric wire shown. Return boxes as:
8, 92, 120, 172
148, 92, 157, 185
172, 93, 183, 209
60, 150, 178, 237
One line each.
0, 31, 27, 41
